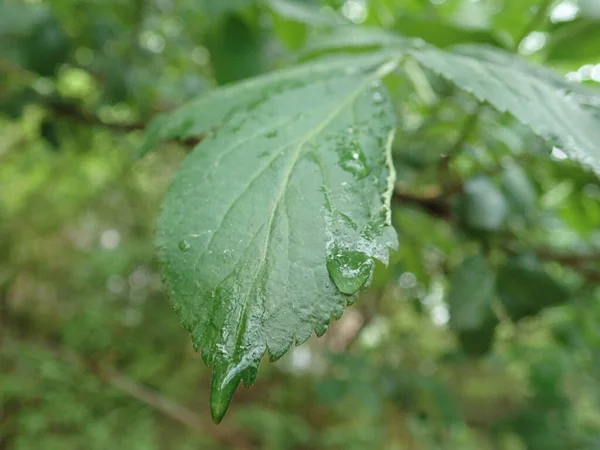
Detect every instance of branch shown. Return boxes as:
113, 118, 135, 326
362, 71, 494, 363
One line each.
3, 336, 254, 448
47, 97, 204, 148
0, 57, 203, 148
47, 98, 146, 132
393, 184, 460, 220
434, 97, 483, 190
442, 104, 482, 161
505, 245, 600, 282
97, 367, 253, 447
393, 187, 600, 283
515, 0, 553, 46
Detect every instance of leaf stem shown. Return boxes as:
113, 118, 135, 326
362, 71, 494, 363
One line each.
515, 0, 553, 48
443, 104, 482, 160
391, 187, 600, 282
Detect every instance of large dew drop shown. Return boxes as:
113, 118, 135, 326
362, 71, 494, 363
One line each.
326, 247, 374, 295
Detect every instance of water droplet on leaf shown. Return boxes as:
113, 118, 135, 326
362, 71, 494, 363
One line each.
178, 239, 191, 252
326, 248, 374, 295
372, 91, 384, 104
339, 143, 369, 179
341, 158, 368, 178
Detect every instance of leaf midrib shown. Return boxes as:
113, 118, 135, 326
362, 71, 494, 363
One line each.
223, 57, 400, 374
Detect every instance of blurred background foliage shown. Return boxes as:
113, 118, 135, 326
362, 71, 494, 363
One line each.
1, 0, 600, 448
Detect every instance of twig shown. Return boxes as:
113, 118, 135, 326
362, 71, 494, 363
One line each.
48, 98, 204, 149
437, 104, 482, 183
3, 337, 253, 448
393, 184, 461, 220
47, 98, 146, 132
503, 245, 600, 282
97, 367, 252, 447
393, 187, 600, 283
443, 105, 482, 160
0, 57, 203, 148
344, 287, 388, 351
393, 190, 453, 220
515, 0, 554, 47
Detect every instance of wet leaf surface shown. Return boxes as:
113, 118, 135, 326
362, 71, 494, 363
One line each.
146, 53, 400, 422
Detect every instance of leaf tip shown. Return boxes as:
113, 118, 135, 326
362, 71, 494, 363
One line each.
210, 401, 228, 425
209, 370, 240, 424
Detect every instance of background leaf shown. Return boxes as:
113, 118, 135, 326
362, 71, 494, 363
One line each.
500, 164, 538, 217
394, 18, 508, 49
268, 0, 347, 25
497, 257, 571, 321
546, 19, 600, 65
459, 177, 508, 232
410, 44, 600, 175
205, 14, 266, 85
447, 254, 497, 331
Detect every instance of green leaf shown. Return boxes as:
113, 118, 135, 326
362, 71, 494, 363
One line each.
199, 0, 253, 17
496, 257, 570, 321
578, 0, 600, 19
394, 18, 509, 49
268, 0, 348, 26
147, 53, 400, 422
447, 254, 497, 331
23, 16, 70, 77
300, 26, 408, 60
268, 0, 348, 51
0, 3, 46, 37
546, 19, 600, 65
410, 44, 600, 175
491, 0, 540, 43
205, 14, 265, 85
500, 164, 537, 216
459, 177, 508, 232
457, 320, 498, 357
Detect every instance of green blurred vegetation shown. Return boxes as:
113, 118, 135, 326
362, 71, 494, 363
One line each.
1, 0, 600, 449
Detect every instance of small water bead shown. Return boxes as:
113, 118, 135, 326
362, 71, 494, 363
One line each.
178, 239, 191, 252
340, 144, 369, 179
341, 158, 368, 178
372, 91, 385, 104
